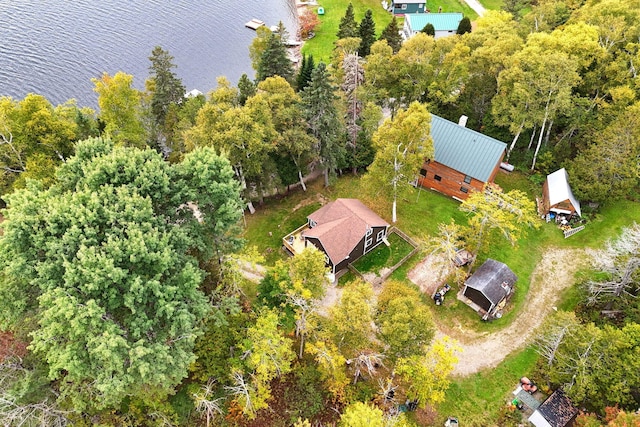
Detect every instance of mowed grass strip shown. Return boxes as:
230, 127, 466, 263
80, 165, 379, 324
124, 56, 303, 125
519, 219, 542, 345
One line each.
351, 231, 415, 274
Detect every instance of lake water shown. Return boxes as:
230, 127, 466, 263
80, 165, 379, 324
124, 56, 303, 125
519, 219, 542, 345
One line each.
0, 0, 298, 109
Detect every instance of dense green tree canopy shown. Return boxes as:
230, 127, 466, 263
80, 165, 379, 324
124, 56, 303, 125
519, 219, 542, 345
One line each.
0, 138, 243, 410
301, 62, 345, 187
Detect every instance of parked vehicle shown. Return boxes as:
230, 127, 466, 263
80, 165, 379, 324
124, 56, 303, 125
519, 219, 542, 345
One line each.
434, 284, 451, 305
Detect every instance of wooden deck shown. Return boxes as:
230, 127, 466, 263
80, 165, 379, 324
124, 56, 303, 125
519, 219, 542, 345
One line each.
283, 224, 309, 255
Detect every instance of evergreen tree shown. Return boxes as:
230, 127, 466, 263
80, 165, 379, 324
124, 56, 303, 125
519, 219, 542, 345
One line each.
296, 54, 315, 91
337, 3, 358, 39
379, 16, 403, 53
0, 139, 243, 410
256, 32, 294, 83
422, 23, 435, 36
357, 9, 376, 57
148, 46, 185, 126
456, 17, 472, 34
237, 73, 256, 106
301, 62, 345, 187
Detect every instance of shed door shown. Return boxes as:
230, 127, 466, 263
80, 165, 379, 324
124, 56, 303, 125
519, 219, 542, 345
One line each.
463, 287, 491, 312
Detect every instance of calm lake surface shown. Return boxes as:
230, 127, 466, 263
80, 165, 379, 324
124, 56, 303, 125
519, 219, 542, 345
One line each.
0, 0, 298, 108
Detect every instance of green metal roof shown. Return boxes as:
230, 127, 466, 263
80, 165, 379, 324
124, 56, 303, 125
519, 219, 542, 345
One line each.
431, 115, 507, 182
406, 13, 463, 32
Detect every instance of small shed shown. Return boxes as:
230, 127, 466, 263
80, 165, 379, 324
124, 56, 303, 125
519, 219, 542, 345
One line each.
462, 259, 517, 318
542, 168, 581, 218
528, 389, 578, 427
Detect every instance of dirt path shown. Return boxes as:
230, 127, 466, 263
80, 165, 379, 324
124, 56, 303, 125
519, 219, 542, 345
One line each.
462, 0, 486, 17
442, 248, 588, 376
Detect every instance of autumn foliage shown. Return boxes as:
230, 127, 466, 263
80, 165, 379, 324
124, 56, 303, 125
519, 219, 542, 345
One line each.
299, 9, 320, 39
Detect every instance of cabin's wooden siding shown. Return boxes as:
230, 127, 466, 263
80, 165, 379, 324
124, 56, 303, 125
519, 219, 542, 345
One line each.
418, 161, 483, 200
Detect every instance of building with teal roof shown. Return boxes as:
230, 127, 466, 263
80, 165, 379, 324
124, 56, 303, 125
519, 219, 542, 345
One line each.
403, 13, 463, 39
418, 114, 508, 200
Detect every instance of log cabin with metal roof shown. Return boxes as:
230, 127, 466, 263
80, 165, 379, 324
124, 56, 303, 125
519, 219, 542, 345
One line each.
417, 115, 508, 200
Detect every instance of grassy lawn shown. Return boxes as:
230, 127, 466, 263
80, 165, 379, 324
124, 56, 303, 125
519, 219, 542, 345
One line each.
478, 0, 503, 11
435, 346, 539, 426
351, 231, 415, 274
301, 0, 477, 63
241, 181, 324, 265
302, 0, 394, 63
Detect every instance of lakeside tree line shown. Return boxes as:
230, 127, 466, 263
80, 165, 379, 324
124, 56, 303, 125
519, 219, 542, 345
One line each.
1, 0, 640, 424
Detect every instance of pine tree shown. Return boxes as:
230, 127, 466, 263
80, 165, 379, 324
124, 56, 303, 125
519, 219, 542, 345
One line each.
237, 73, 256, 106
301, 62, 345, 187
456, 17, 472, 34
422, 23, 435, 36
337, 3, 358, 39
379, 16, 403, 53
358, 9, 376, 57
148, 46, 185, 126
257, 32, 294, 83
296, 54, 315, 91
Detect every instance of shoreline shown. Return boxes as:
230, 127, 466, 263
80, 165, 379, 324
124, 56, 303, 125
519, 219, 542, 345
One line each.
288, 0, 313, 64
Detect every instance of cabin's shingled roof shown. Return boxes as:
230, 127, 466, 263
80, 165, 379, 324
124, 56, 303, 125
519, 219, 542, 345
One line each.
302, 199, 389, 264
537, 389, 579, 427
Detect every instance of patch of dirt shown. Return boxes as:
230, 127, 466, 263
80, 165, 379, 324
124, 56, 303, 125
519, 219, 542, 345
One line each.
442, 248, 588, 376
318, 283, 343, 317
292, 193, 329, 212
236, 259, 268, 284
408, 253, 454, 297
0, 331, 28, 362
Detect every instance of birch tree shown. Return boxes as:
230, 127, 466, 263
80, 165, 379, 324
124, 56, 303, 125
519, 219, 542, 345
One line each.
585, 223, 640, 306
395, 337, 460, 408
376, 280, 435, 360
251, 76, 316, 191
0, 94, 80, 194
459, 184, 539, 267
92, 72, 146, 147
365, 102, 433, 223
328, 279, 377, 353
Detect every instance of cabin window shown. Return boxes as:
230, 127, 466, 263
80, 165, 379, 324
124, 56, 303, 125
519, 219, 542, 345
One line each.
464, 175, 472, 184
324, 254, 330, 264
401, 3, 407, 9
460, 187, 468, 193
309, 219, 317, 227
377, 230, 385, 241
434, 175, 442, 181
366, 227, 373, 237
419, 168, 427, 177
366, 237, 373, 247
419, 3, 424, 7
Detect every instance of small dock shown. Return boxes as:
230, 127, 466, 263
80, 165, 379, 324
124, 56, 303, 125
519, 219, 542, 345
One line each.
245, 19, 265, 30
